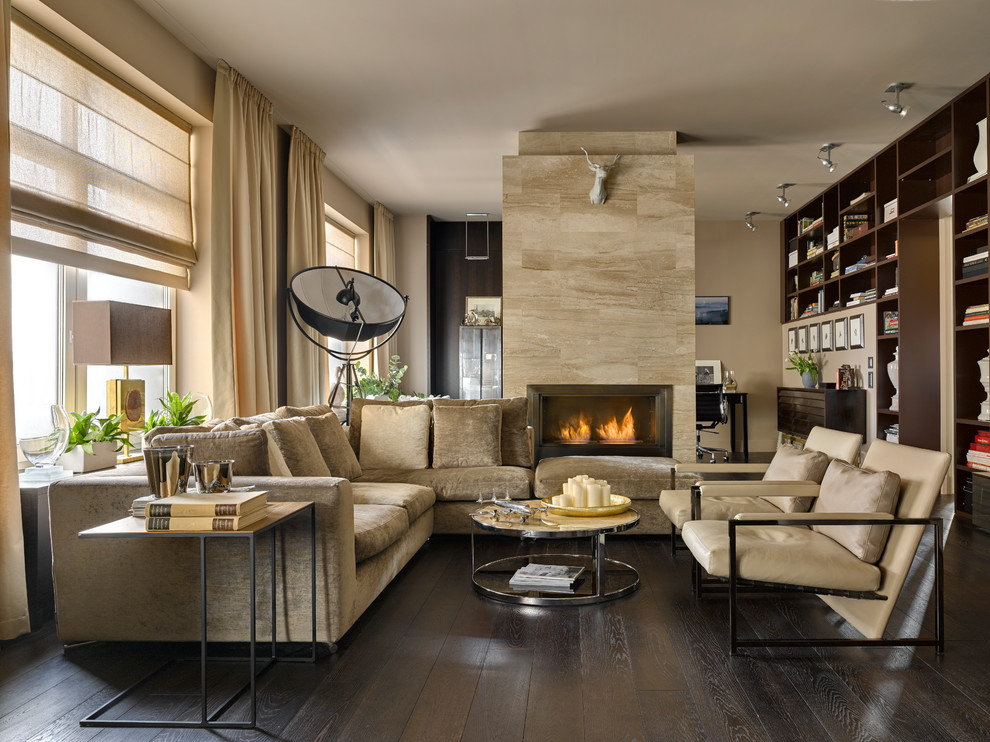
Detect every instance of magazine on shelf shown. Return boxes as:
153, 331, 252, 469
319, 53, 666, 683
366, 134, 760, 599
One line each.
508, 563, 584, 590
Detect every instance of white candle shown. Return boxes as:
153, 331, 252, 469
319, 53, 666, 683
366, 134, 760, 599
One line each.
561, 494, 574, 507
586, 484, 602, 507
572, 483, 587, 508
602, 483, 611, 502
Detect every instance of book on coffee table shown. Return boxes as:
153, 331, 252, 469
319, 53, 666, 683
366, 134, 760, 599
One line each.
508, 563, 584, 591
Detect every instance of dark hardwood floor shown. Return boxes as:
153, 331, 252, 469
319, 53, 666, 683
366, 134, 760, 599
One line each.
2, 496, 989, 741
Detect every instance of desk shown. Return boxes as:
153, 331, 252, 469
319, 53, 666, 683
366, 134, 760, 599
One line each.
724, 391, 749, 457
78, 501, 316, 730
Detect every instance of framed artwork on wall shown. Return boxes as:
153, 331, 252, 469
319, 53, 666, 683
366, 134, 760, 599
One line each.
834, 317, 848, 350
695, 296, 730, 325
850, 313, 865, 349
788, 327, 798, 353
797, 325, 808, 352
820, 320, 833, 351
808, 323, 820, 352
695, 360, 723, 385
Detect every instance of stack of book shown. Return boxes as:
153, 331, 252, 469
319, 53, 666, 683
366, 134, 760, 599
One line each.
966, 431, 990, 471
849, 192, 872, 207
844, 256, 875, 274
965, 214, 989, 231
508, 563, 584, 593
806, 243, 824, 259
884, 424, 900, 444
826, 227, 840, 250
799, 301, 819, 317
963, 303, 990, 326
883, 286, 899, 298
847, 288, 877, 306
144, 490, 269, 531
962, 249, 989, 278
799, 216, 823, 234
842, 214, 870, 241
788, 249, 798, 268
809, 269, 824, 287
883, 311, 899, 335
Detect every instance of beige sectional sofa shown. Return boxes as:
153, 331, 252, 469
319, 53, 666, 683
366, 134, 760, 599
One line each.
46, 396, 688, 648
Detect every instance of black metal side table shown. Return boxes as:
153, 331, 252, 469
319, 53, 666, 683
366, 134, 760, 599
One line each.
77, 500, 316, 730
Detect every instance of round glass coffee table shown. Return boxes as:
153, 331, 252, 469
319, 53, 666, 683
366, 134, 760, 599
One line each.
469, 502, 640, 606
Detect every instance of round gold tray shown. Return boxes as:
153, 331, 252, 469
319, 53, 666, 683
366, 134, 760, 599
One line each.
540, 494, 632, 517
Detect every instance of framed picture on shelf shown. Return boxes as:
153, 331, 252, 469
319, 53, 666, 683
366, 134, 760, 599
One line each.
695, 360, 723, 385
464, 296, 502, 326
834, 317, 848, 350
820, 320, 833, 351
850, 313, 865, 349
808, 323, 820, 352
797, 325, 808, 352
695, 296, 730, 325
788, 327, 798, 353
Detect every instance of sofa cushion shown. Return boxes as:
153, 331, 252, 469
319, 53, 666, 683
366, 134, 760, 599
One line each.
349, 398, 434, 459
534, 455, 677, 500
350, 482, 435, 525
359, 403, 431, 470
433, 397, 531, 468
812, 459, 901, 563
301, 413, 362, 479
275, 404, 334, 418
353, 465, 533, 502
150, 428, 292, 476
432, 404, 502, 469
759, 444, 830, 512
261, 417, 332, 477
144, 425, 213, 443
353, 504, 409, 562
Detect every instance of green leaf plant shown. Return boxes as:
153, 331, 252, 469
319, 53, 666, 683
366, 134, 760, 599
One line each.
351, 354, 408, 402
143, 391, 208, 432
785, 352, 820, 382
65, 409, 129, 454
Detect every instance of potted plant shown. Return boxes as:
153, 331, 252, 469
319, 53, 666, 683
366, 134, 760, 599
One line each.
143, 391, 209, 432
786, 352, 820, 388
59, 409, 129, 472
351, 355, 408, 401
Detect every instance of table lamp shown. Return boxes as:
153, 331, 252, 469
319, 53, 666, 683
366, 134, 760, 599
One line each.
71, 300, 173, 435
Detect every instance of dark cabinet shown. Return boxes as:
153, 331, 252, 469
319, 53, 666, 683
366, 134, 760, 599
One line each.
777, 387, 867, 440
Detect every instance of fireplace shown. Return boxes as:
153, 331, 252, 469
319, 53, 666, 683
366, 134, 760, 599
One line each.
527, 384, 673, 463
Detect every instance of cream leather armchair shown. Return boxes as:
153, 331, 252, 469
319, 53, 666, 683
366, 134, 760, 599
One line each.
660, 426, 863, 555
681, 439, 950, 654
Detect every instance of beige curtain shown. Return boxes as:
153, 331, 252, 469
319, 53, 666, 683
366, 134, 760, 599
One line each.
211, 61, 278, 418
0, 0, 31, 642
286, 127, 326, 407
373, 202, 397, 375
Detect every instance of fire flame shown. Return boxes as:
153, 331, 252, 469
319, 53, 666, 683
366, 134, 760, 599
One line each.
557, 412, 592, 442
597, 407, 636, 442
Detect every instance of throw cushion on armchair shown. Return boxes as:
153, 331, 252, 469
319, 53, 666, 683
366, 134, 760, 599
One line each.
432, 404, 502, 469
758, 444, 831, 512
359, 403, 431, 469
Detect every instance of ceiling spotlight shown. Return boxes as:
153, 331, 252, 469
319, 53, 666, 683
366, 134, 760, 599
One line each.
818, 144, 838, 173
882, 82, 912, 117
744, 211, 759, 231
776, 183, 793, 208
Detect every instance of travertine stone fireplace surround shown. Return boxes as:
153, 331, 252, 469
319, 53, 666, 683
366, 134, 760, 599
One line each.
502, 132, 696, 461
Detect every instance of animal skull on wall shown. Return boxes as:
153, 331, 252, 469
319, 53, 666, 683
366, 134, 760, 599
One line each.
581, 147, 621, 205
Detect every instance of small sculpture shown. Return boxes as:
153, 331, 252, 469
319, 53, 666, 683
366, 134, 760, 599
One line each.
581, 147, 621, 204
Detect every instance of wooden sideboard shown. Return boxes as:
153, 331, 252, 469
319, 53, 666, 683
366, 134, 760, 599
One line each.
777, 387, 867, 440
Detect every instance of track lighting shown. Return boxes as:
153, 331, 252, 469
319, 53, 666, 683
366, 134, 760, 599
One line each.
744, 211, 759, 231
776, 184, 793, 208
882, 82, 912, 117
818, 144, 837, 173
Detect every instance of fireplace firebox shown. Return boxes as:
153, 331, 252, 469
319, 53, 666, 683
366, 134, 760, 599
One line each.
527, 384, 673, 463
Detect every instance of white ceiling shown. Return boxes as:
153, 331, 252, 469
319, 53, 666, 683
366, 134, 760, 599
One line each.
136, 0, 990, 223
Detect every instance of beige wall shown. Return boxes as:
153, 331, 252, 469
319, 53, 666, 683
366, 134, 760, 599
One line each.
502, 132, 696, 461
393, 215, 430, 395
695, 221, 781, 452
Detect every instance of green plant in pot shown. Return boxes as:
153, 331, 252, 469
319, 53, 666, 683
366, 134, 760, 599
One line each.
351, 355, 408, 401
143, 391, 209, 432
786, 352, 820, 388
60, 409, 129, 472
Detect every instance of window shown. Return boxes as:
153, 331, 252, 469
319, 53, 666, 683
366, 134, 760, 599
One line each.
323, 219, 361, 392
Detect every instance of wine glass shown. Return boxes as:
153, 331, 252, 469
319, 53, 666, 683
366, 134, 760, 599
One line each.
19, 404, 70, 481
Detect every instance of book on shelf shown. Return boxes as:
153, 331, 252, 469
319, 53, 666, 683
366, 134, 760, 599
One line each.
883, 286, 899, 296
849, 192, 872, 207
882, 311, 899, 334
799, 216, 823, 234
844, 256, 875, 274
884, 424, 899, 444
508, 563, 584, 591
962, 265, 988, 279
146, 507, 268, 532
130, 494, 156, 518
963, 250, 989, 263
145, 490, 268, 517
965, 214, 989, 231
970, 443, 990, 454
826, 228, 840, 249
788, 249, 798, 268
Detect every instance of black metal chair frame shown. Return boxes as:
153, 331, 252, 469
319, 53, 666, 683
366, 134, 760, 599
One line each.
688, 514, 944, 655
695, 384, 729, 463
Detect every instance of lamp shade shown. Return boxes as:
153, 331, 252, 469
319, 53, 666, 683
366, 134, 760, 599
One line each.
71, 300, 173, 366
288, 267, 407, 343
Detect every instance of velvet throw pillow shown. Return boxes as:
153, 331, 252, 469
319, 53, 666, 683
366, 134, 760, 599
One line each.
812, 459, 901, 563
261, 417, 332, 477
150, 428, 292, 477
758, 444, 831, 512
275, 404, 335, 419
359, 403, 431, 470
432, 397, 531, 468
349, 399, 434, 459
432, 404, 502, 469
302, 413, 363, 479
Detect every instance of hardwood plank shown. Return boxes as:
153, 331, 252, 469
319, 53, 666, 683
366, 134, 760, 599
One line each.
461, 646, 533, 742
637, 690, 707, 742
522, 603, 585, 742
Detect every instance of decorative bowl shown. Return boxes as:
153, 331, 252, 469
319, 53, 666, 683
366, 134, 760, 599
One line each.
540, 494, 632, 517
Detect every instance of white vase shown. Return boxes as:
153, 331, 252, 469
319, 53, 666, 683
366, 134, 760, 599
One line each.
59, 440, 118, 473
888, 346, 900, 412
971, 118, 988, 182
979, 351, 990, 422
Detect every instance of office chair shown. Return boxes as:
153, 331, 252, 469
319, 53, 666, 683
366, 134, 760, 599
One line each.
696, 383, 729, 462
